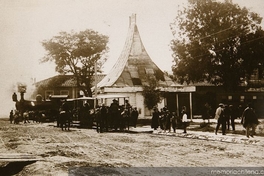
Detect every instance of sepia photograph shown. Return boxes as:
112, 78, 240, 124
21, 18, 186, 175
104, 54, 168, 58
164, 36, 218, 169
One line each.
0, 0, 264, 175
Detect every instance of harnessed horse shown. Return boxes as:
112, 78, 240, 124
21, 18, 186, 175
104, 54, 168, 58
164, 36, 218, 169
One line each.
59, 110, 71, 131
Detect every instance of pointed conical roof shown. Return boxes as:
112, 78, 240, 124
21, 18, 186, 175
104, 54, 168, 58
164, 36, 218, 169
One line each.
97, 14, 175, 88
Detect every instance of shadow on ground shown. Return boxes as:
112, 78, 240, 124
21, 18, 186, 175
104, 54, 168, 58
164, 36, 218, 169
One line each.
0, 161, 36, 176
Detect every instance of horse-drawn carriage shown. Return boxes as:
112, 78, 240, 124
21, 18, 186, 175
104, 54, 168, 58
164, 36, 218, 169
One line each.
69, 94, 136, 132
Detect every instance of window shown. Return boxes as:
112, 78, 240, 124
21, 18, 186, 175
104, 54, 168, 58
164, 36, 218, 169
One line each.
228, 96, 232, 100
253, 96, 257, 100
240, 96, 245, 102
145, 68, 154, 74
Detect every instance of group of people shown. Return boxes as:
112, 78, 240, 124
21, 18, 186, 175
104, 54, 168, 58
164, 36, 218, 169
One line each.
84, 99, 139, 133
9, 97, 260, 137
214, 103, 236, 135
96, 99, 139, 132
150, 102, 260, 138
9, 97, 140, 133
215, 102, 259, 137
151, 106, 188, 133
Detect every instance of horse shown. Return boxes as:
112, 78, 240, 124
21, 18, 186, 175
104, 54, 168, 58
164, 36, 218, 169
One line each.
120, 109, 131, 131
59, 111, 71, 131
13, 110, 22, 124
23, 111, 30, 123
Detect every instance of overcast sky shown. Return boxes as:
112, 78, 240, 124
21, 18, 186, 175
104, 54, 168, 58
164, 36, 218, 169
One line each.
0, 0, 264, 116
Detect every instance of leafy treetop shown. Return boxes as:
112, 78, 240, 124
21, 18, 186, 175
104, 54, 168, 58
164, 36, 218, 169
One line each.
171, 0, 264, 91
41, 29, 109, 96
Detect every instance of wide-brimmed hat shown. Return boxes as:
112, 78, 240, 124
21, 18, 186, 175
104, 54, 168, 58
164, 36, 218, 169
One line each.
219, 103, 224, 106
113, 99, 117, 102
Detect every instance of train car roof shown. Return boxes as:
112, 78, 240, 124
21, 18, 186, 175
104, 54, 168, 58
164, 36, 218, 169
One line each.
66, 98, 75, 101
95, 94, 129, 99
49, 95, 69, 99
76, 96, 95, 100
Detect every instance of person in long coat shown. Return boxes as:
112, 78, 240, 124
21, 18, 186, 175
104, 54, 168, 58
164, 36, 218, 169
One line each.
241, 103, 259, 138
131, 107, 139, 128
151, 108, 159, 130
100, 104, 108, 132
110, 99, 120, 131
9, 110, 14, 124
229, 105, 236, 131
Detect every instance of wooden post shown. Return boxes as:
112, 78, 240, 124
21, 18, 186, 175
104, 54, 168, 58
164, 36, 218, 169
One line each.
176, 93, 179, 117
94, 61, 97, 109
189, 92, 193, 122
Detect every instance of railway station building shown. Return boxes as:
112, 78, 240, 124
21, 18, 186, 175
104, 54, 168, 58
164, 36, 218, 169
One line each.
34, 14, 264, 119
34, 14, 195, 118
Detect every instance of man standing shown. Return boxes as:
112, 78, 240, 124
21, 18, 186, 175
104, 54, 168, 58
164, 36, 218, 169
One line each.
241, 103, 259, 138
100, 104, 108, 132
59, 99, 71, 130
110, 99, 120, 131
224, 105, 231, 130
131, 107, 139, 128
151, 107, 160, 130
9, 110, 14, 124
181, 106, 188, 133
215, 103, 226, 135
229, 105, 236, 131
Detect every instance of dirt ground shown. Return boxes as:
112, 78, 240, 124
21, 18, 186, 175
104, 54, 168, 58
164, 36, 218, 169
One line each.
0, 118, 264, 176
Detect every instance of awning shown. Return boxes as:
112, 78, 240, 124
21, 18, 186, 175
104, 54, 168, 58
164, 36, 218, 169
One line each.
95, 94, 129, 99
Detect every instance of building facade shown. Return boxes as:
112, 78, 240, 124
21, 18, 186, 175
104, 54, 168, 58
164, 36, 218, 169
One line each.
95, 14, 195, 118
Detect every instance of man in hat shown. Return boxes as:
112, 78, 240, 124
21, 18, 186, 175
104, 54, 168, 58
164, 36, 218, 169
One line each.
214, 103, 226, 135
131, 107, 139, 128
59, 99, 71, 130
229, 105, 236, 131
151, 107, 159, 130
110, 99, 120, 130
241, 103, 259, 138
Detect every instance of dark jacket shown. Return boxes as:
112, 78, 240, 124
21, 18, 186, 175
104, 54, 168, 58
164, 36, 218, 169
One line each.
241, 107, 258, 128
151, 111, 159, 129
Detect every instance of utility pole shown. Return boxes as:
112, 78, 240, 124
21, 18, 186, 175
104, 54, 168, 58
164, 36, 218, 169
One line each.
94, 61, 97, 109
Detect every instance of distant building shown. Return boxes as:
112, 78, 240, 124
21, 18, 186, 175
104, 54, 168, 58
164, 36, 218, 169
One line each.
33, 75, 105, 100
190, 69, 264, 118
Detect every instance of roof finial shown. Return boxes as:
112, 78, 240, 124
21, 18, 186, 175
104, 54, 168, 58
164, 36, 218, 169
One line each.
130, 14, 136, 26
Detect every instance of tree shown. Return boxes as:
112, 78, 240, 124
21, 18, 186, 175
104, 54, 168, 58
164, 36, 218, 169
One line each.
142, 74, 163, 110
41, 29, 109, 96
170, 0, 264, 91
